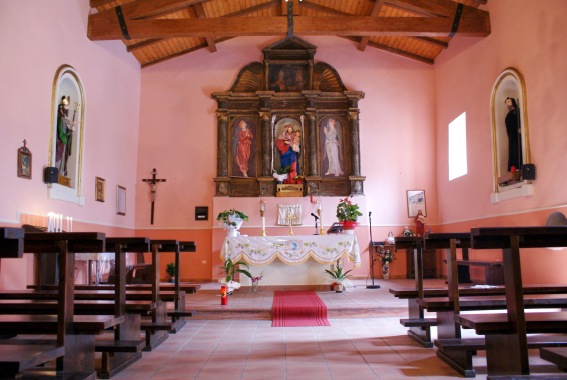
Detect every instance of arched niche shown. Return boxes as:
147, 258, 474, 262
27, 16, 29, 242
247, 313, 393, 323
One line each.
490, 67, 533, 203
48, 65, 86, 204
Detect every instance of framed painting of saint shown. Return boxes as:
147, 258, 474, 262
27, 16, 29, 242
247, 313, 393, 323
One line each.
231, 117, 257, 178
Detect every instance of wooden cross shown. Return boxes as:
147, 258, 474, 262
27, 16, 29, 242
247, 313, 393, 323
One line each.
142, 168, 166, 225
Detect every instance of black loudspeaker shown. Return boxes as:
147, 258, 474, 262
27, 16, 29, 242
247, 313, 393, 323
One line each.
44, 167, 59, 183
522, 163, 536, 180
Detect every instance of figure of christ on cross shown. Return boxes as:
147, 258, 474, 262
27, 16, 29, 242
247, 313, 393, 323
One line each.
142, 168, 166, 225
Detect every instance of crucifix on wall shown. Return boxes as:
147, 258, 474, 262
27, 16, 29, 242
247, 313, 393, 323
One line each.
142, 168, 166, 225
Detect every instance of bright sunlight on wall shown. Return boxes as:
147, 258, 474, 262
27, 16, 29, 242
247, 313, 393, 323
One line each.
449, 112, 467, 181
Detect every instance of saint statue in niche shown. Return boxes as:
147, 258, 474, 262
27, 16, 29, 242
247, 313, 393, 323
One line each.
504, 97, 522, 172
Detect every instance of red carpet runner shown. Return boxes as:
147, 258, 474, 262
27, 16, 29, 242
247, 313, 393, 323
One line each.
272, 291, 331, 327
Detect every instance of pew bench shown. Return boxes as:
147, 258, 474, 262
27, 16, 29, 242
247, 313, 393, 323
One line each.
435, 335, 567, 378
540, 347, 567, 372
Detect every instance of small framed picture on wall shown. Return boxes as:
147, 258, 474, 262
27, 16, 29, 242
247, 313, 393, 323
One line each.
95, 177, 105, 202
116, 185, 126, 215
17, 141, 32, 179
406, 190, 426, 218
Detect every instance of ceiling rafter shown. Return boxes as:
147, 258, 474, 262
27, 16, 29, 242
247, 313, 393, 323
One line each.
88, 0, 490, 67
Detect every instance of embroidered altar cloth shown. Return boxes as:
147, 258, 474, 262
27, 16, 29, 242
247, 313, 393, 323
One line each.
221, 235, 360, 268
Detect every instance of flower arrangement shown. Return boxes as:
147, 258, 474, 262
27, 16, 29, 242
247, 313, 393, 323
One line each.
336, 196, 363, 229
402, 226, 414, 237
217, 209, 248, 227
378, 249, 396, 266
251, 273, 263, 284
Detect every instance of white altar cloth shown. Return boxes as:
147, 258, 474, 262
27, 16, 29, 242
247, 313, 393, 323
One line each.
220, 235, 360, 286
221, 235, 360, 268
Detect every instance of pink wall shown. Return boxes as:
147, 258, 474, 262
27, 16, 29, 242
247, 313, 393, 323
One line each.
137, 36, 438, 280
0, 1, 141, 288
433, 1, 567, 283
3, 1, 567, 287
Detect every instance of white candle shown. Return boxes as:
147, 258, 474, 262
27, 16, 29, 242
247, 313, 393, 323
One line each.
260, 201, 265, 212
317, 201, 322, 211
59, 214, 63, 232
47, 212, 52, 232
70, 217, 73, 232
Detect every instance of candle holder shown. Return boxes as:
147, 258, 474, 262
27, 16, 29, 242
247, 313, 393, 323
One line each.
317, 208, 324, 235
286, 209, 296, 236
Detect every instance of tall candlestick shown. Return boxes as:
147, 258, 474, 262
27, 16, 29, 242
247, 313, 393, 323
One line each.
318, 208, 324, 235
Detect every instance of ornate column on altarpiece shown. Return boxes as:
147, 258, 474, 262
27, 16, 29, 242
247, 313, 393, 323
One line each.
213, 94, 230, 196
258, 106, 275, 196
346, 91, 365, 195
303, 91, 321, 195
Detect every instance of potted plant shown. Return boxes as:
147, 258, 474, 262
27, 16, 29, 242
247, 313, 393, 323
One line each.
165, 262, 176, 283
217, 209, 248, 237
219, 257, 253, 294
336, 195, 363, 233
325, 261, 352, 293
272, 165, 290, 183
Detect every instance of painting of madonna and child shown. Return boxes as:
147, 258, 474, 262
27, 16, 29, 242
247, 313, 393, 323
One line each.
274, 118, 303, 184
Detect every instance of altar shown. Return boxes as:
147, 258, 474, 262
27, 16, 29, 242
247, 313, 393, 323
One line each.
221, 235, 360, 286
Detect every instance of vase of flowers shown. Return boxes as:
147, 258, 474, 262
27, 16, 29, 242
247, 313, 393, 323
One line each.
378, 248, 396, 280
251, 273, 263, 293
217, 209, 248, 237
336, 196, 363, 234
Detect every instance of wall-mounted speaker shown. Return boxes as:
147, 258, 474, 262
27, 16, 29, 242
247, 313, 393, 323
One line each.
522, 163, 536, 180
43, 167, 59, 184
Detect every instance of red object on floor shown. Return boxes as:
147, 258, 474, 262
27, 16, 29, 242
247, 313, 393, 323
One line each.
221, 285, 228, 305
272, 291, 331, 327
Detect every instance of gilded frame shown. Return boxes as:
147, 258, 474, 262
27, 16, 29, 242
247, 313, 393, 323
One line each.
95, 177, 105, 202
17, 147, 32, 179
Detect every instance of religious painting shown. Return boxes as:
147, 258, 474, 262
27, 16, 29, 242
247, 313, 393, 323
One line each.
231, 117, 257, 178
319, 116, 345, 177
273, 117, 303, 183
268, 64, 308, 92
116, 185, 126, 215
95, 177, 105, 202
490, 67, 531, 191
17, 141, 32, 179
49, 64, 86, 204
406, 190, 426, 218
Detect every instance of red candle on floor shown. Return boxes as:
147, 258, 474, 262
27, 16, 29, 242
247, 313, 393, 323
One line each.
221, 285, 228, 305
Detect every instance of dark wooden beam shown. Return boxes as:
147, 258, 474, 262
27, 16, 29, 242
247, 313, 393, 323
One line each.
127, 1, 278, 53
343, 36, 434, 65
141, 37, 233, 68
88, 12, 490, 40
359, 0, 386, 51
415, 36, 448, 49
193, 2, 216, 52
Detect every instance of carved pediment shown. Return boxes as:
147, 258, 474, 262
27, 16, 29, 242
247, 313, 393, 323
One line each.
314, 63, 347, 92
262, 37, 317, 61
229, 62, 264, 93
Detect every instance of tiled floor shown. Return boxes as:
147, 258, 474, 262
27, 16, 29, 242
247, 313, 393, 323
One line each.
113, 279, 564, 379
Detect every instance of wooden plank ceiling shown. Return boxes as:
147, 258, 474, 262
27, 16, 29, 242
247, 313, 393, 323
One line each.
88, 0, 490, 68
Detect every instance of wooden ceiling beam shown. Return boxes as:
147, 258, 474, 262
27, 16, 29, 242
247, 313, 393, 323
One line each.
359, 0, 386, 52
141, 37, 233, 68
127, 0, 279, 53
193, 2, 216, 52
92, 0, 210, 21
344, 36, 434, 65
88, 12, 490, 40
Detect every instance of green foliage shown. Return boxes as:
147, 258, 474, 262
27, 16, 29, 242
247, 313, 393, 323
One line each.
216, 209, 249, 226
165, 262, 176, 278
325, 261, 352, 283
273, 165, 290, 175
336, 196, 363, 222
219, 257, 252, 283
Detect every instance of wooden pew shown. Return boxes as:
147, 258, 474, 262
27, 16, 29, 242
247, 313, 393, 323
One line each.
394, 236, 435, 347
0, 227, 67, 379
455, 226, 567, 377
0, 230, 124, 379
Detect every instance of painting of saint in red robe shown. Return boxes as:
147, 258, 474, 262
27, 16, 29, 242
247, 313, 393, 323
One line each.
232, 118, 256, 177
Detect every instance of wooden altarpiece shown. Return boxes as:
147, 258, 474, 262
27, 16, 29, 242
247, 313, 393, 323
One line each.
212, 37, 365, 197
